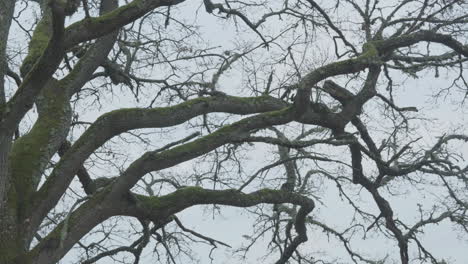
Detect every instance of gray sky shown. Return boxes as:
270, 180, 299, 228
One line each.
7, 0, 467, 263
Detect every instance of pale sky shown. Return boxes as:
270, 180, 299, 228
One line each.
6, 0, 467, 263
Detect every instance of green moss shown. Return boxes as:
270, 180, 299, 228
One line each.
90, 0, 138, 23
66, 0, 141, 34
0, 219, 31, 264
136, 186, 206, 211
136, 188, 288, 218
20, 11, 52, 77
255, 188, 277, 197
10, 119, 53, 214
306, 42, 380, 79
144, 106, 292, 162
9, 81, 70, 218
361, 42, 379, 61
0, 241, 30, 264
103, 95, 278, 123
104, 97, 210, 117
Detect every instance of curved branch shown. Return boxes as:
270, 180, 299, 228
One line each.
294, 42, 380, 118
108, 107, 295, 194
32, 187, 314, 264
375, 30, 468, 57
32, 95, 289, 232
63, 0, 186, 49
128, 188, 315, 264
1, 0, 66, 136
18, 0, 119, 239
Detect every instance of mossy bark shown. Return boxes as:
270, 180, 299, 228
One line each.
0, 80, 71, 264
0, 4, 71, 261
0, 1, 23, 263
19, 9, 53, 77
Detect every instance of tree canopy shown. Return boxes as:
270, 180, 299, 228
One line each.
0, 0, 467, 263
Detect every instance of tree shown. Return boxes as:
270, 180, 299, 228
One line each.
0, 0, 467, 263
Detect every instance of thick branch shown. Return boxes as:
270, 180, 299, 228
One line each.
32, 187, 314, 264
375, 30, 468, 57
18, 0, 119, 240
61, 0, 119, 96
127, 188, 314, 264
0, 0, 17, 214
1, 1, 66, 137
108, 107, 295, 195
32, 95, 289, 232
294, 42, 380, 118
63, 0, 186, 49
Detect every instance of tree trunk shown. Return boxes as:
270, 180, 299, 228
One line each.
0, 0, 19, 261
0, 0, 16, 210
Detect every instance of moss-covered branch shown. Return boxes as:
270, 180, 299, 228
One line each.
133, 187, 314, 264
31, 95, 289, 234
63, 0, 186, 49
19, 8, 53, 77
109, 106, 295, 195
9, 80, 71, 226
374, 30, 468, 57
0, 1, 66, 139
294, 42, 380, 116
60, 0, 119, 97
31, 186, 314, 264
7, 1, 119, 246
28, 190, 116, 264
133, 187, 313, 219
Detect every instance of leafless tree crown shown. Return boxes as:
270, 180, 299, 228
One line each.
0, 0, 467, 263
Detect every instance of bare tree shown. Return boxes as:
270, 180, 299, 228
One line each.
0, 0, 467, 263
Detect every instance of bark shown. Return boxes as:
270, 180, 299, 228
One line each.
1, 2, 66, 137
29, 187, 314, 264
0, 0, 16, 213
33, 96, 291, 230
63, 0, 187, 49
0, 0, 118, 261
0, 1, 19, 263
0, 1, 466, 263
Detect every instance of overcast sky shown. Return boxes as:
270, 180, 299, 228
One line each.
7, 0, 467, 263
